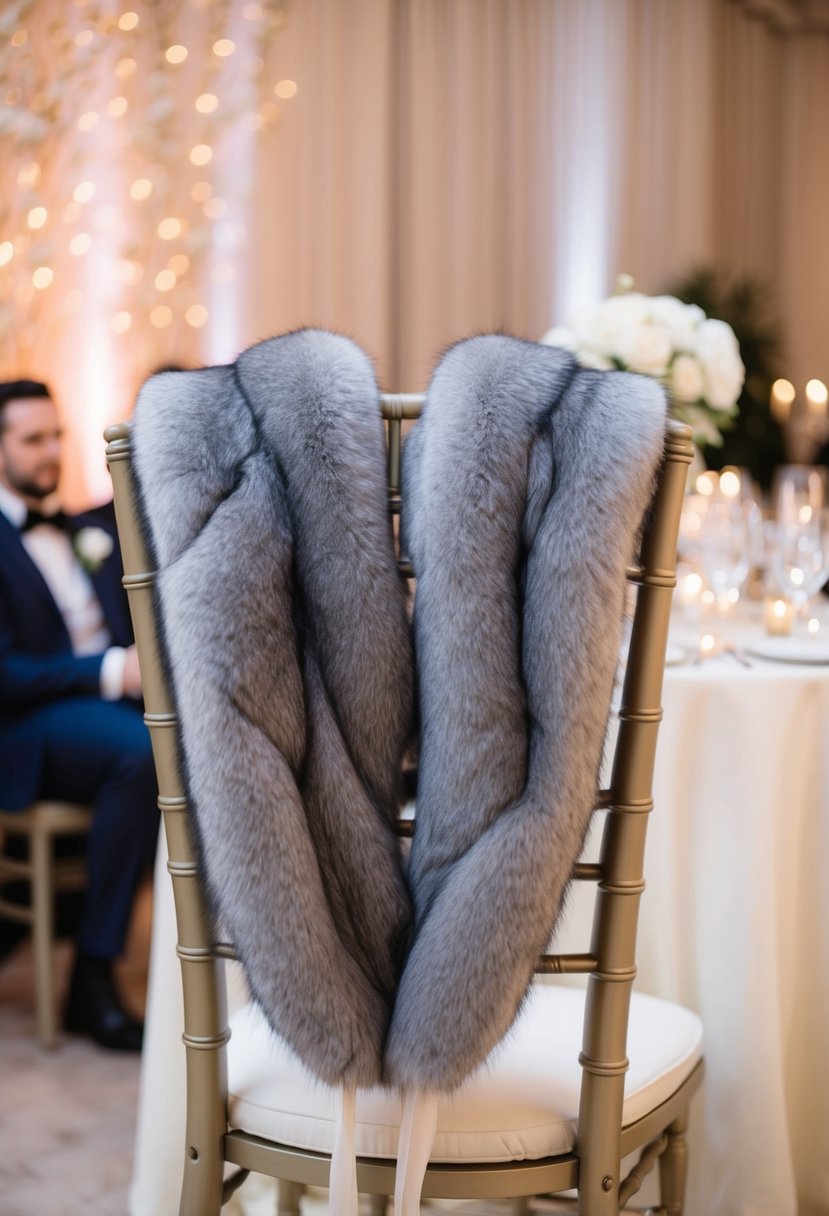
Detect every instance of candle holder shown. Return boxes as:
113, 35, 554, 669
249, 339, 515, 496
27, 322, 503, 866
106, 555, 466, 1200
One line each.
763, 595, 794, 637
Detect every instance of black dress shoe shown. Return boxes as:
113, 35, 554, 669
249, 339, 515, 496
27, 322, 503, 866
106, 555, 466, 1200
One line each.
63, 953, 144, 1052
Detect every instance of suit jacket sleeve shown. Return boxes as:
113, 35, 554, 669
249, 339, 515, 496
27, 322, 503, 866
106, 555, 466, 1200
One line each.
0, 594, 105, 711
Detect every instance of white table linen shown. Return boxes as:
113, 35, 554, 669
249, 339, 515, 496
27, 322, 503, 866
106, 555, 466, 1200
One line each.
129, 634, 829, 1216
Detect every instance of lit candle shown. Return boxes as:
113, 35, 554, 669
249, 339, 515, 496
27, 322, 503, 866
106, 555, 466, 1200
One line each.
770, 378, 795, 424
805, 378, 828, 417
764, 597, 794, 636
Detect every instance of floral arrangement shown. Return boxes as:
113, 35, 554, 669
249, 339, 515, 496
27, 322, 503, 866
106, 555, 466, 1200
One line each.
541, 285, 745, 446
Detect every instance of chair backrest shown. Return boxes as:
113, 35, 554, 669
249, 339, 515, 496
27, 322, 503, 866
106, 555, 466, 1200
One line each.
104, 398, 692, 1212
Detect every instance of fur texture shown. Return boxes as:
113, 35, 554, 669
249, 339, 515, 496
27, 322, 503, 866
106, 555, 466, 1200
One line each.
132, 331, 414, 1087
386, 336, 666, 1089
131, 328, 666, 1096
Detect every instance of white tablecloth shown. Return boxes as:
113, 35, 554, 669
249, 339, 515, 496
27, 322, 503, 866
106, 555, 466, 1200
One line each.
129, 636, 829, 1216
641, 653, 829, 1216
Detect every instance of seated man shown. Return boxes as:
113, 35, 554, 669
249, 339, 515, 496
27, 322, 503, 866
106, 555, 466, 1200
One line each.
0, 379, 158, 1051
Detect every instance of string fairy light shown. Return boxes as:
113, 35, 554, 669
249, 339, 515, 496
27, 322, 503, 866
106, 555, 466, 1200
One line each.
168, 254, 190, 275
189, 144, 213, 166
0, 0, 291, 380
111, 311, 132, 334
130, 178, 153, 201
69, 233, 91, 256
185, 304, 208, 328
150, 305, 173, 329
157, 217, 183, 240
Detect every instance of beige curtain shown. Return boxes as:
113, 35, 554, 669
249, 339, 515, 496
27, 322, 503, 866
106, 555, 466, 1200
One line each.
3, 0, 828, 505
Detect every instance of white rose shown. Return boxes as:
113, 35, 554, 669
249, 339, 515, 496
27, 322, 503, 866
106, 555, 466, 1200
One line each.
539, 325, 576, 351
615, 323, 672, 377
74, 526, 114, 572
670, 354, 705, 403
674, 403, 725, 447
576, 349, 614, 371
648, 296, 705, 351
570, 293, 650, 357
695, 319, 744, 410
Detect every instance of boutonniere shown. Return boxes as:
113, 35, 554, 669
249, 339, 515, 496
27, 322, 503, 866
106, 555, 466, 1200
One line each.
73, 526, 114, 574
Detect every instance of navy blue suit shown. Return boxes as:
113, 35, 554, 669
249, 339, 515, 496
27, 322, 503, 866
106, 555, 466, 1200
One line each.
0, 505, 158, 958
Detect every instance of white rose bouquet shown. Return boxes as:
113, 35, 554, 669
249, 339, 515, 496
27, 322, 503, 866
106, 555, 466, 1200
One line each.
541, 288, 745, 446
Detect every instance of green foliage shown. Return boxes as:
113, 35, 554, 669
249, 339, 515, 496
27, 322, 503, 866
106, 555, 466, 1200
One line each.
667, 267, 786, 491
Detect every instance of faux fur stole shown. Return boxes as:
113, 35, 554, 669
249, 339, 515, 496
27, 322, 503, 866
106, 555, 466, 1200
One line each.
132, 328, 666, 1096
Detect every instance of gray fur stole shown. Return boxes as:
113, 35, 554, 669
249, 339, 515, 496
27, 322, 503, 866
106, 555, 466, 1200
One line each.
132, 328, 666, 1096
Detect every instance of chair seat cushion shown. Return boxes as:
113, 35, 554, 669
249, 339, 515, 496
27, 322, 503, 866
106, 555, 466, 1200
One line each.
227, 983, 702, 1163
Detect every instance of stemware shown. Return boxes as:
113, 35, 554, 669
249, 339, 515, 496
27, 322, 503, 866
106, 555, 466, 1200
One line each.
773, 465, 827, 527
699, 497, 752, 609
770, 466, 829, 637
770, 507, 829, 635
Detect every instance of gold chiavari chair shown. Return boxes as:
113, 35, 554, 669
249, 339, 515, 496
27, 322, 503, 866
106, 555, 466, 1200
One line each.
0, 800, 92, 1047
104, 400, 702, 1216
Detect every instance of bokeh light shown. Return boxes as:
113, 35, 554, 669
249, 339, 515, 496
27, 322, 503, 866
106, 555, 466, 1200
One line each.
130, 178, 153, 201
111, 311, 132, 334
150, 305, 173, 329
157, 217, 183, 240
185, 304, 208, 328
189, 144, 213, 166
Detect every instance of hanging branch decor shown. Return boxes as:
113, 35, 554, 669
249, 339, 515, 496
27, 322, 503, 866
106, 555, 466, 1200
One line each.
0, 0, 291, 368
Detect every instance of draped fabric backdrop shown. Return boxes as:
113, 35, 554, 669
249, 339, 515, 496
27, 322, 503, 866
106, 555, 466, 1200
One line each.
1, 0, 827, 507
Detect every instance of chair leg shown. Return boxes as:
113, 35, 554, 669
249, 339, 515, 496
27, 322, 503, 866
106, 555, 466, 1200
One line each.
276, 1180, 304, 1216
30, 822, 57, 1049
658, 1110, 689, 1216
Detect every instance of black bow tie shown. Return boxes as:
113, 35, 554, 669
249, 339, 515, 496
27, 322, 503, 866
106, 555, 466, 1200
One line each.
21, 508, 71, 534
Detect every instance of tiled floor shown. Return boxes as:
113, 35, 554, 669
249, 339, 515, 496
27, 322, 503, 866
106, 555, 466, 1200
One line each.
0, 882, 151, 1216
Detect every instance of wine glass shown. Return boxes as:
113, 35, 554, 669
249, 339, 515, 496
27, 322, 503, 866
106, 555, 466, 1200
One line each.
771, 466, 829, 637
698, 494, 754, 656
770, 507, 829, 637
699, 499, 752, 606
773, 465, 827, 528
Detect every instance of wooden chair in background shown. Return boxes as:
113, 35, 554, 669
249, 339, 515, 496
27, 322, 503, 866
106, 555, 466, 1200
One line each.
0, 800, 92, 1048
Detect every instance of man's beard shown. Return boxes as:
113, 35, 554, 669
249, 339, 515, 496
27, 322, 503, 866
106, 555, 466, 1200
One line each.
7, 467, 60, 501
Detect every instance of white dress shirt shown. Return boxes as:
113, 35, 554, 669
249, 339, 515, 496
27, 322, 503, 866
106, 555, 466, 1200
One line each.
0, 482, 126, 699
